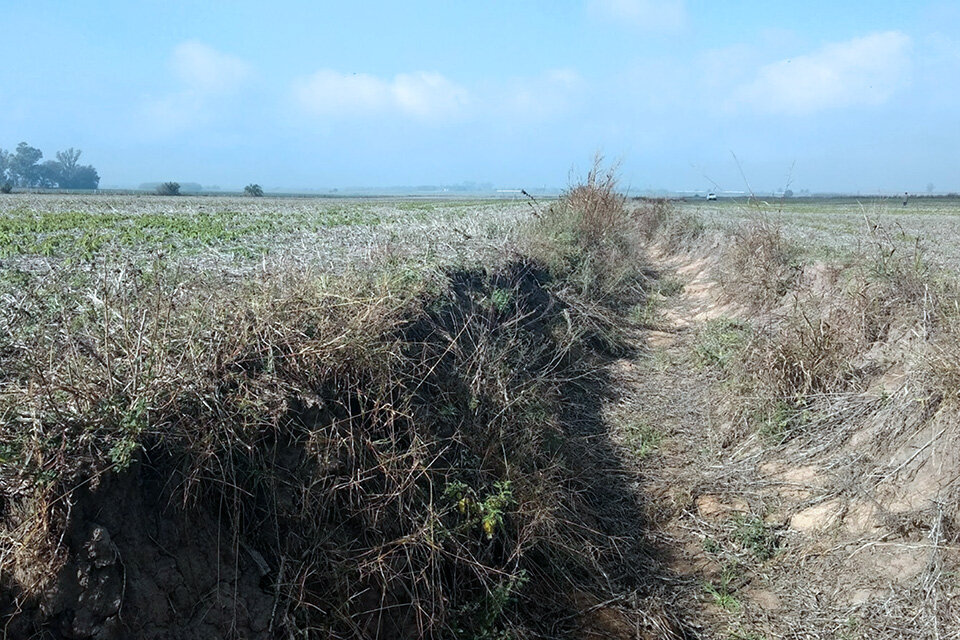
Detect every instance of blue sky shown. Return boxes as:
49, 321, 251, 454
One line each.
2, 1, 958, 192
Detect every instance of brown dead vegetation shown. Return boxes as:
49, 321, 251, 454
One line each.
632, 200, 960, 638
8, 165, 960, 639
0, 164, 692, 639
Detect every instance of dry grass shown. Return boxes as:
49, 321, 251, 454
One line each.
0, 175, 663, 638
664, 205, 952, 430
635, 197, 705, 253
680, 195, 960, 270
0, 259, 566, 637
13, 173, 960, 638
719, 216, 803, 310
632, 198, 960, 639
523, 157, 643, 302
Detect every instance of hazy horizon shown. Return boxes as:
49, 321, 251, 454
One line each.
3, 1, 958, 194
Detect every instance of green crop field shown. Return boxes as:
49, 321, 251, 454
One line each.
0, 194, 531, 268
6, 194, 960, 268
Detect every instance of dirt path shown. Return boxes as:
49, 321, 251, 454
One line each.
602, 253, 752, 638
603, 251, 959, 639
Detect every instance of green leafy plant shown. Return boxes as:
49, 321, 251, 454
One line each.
755, 400, 807, 443
731, 514, 778, 561
445, 480, 515, 539
657, 275, 685, 297
108, 436, 141, 471
454, 570, 529, 639
704, 566, 741, 611
490, 287, 513, 313
624, 421, 662, 458
695, 318, 750, 368
629, 298, 659, 327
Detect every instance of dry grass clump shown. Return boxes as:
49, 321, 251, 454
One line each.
719, 216, 803, 309
679, 214, 960, 639
926, 315, 960, 400
520, 158, 672, 357
858, 214, 941, 333
740, 299, 866, 402
635, 197, 705, 252
0, 236, 648, 636
524, 158, 644, 303
705, 213, 952, 442
1, 264, 427, 623
634, 197, 671, 240
918, 278, 960, 405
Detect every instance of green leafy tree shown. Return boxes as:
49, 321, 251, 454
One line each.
10, 142, 43, 187
156, 181, 181, 196
244, 183, 264, 197
49, 149, 99, 189
0, 149, 10, 191
68, 165, 100, 189
39, 160, 63, 187
56, 148, 82, 174
0, 144, 99, 189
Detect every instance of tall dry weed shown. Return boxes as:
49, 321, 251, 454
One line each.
720, 216, 802, 309
524, 157, 643, 302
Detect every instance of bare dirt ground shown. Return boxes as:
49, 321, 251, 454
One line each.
600, 248, 960, 639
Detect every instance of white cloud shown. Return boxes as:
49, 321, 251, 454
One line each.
139, 42, 252, 134
171, 41, 251, 94
292, 71, 390, 114
732, 31, 912, 115
292, 70, 468, 120
393, 72, 469, 118
141, 93, 206, 133
502, 68, 584, 119
588, 0, 686, 31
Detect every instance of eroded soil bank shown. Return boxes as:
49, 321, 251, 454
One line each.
608, 245, 960, 639
0, 259, 692, 639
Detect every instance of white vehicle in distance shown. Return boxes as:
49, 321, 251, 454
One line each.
706, 192, 717, 200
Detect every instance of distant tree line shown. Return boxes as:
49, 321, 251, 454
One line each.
0, 142, 100, 190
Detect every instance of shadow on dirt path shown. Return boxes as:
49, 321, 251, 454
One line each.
549, 261, 721, 639
556, 356, 699, 638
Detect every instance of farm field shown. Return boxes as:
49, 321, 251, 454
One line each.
3, 190, 960, 639
678, 196, 960, 267
4, 193, 960, 268
5, 2, 954, 638
0, 194, 530, 270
